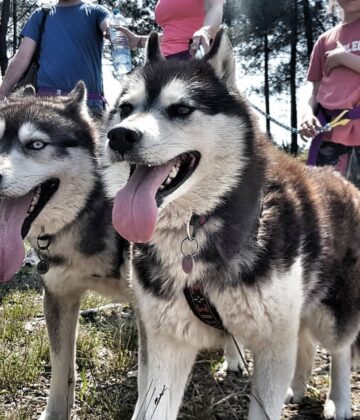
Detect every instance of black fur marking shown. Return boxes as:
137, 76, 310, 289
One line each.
204, 28, 223, 61
134, 243, 174, 299
139, 59, 249, 120
48, 255, 66, 266
322, 248, 360, 338
111, 235, 129, 278
298, 189, 322, 273
146, 32, 165, 63
0, 133, 15, 154
77, 177, 113, 255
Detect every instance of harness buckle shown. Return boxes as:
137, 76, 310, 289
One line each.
329, 109, 351, 129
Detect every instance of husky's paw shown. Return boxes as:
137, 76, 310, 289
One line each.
219, 356, 247, 377
284, 387, 305, 404
39, 410, 73, 420
284, 388, 294, 404
323, 398, 352, 419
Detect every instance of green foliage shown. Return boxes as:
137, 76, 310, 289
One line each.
225, 0, 338, 94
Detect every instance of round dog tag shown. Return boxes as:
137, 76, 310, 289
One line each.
37, 259, 50, 275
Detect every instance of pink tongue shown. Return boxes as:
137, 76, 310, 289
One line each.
0, 192, 34, 282
112, 161, 174, 243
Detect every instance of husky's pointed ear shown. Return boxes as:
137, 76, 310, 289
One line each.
145, 32, 165, 64
204, 29, 236, 88
23, 85, 36, 96
67, 81, 88, 113
69, 80, 87, 104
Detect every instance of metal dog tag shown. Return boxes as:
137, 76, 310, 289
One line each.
182, 255, 194, 274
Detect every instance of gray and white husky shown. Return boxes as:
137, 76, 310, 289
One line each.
104, 31, 360, 420
0, 84, 131, 419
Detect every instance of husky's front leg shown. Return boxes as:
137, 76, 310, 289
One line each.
40, 288, 82, 420
285, 324, 317, 403
223, 335, 246, 373
323, 348, 352, 420
132, 330, 198, 420
248, 332, 298, 420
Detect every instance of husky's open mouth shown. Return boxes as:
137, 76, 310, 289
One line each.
112, 151, 200, 243
0, 178, 59, 282
156, 151, 200, 202
22, 179, 60, 238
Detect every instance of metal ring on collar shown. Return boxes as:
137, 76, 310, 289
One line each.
37, 235, 51, 250
180, 237, 199, 258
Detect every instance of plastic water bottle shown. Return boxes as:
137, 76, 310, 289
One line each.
109, 8, 132, 78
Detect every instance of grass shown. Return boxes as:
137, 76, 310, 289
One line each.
0, 281, 49, 419
0, 268, 359, 419
0, 267, 140, 419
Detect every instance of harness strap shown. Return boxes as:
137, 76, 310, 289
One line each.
323, 107, 360, 120
32, 7, 50, 65
307, 106, 360, 166
348, 108, 360, 119
184, 284, 225, 331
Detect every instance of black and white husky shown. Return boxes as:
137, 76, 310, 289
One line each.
105, 31, 360, 420
0, 84, 131, 419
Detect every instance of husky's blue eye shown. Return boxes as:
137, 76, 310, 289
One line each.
167, 104, 194, 118
119, 103, 133, 118
27, 140, 46, 150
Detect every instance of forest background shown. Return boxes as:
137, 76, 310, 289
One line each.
0, 0, 340, 154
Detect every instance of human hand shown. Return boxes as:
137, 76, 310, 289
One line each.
190, 26, 211, 56
324, 41, 347, 75
299, 114, 322, 140
103, 27, 110, 40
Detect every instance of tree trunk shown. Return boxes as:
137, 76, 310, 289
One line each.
12, 0, 17, 54
302, 0, 313, 59
264, 32, 271, 137
0, 0, 11, 75
290, 0, 298, 156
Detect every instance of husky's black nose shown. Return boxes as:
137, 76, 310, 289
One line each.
107, 127, 142, 155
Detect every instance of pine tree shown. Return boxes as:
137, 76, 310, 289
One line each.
224, 0, 335, 154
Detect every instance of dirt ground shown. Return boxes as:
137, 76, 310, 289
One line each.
0, 274, 359, 420
2, 341, 360, 419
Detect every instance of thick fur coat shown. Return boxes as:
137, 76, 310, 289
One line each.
0, 85, 130, 419
104, 31, 360, 420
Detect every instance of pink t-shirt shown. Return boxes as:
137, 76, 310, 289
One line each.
155, 0, 205, 57
307, 18, 360, 146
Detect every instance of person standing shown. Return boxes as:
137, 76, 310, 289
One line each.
0, 0, 110, 114
300, 0, 360, 180
118, 0, 224, 60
